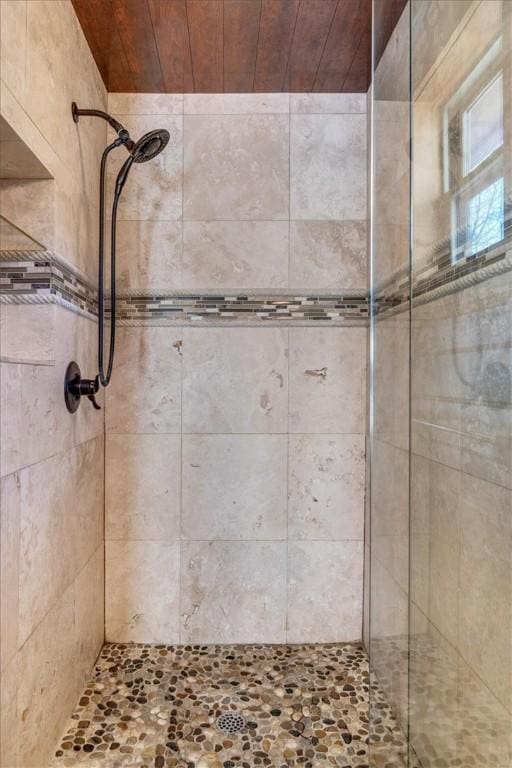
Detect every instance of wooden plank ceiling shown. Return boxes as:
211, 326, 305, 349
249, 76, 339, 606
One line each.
72, 0, 406, 94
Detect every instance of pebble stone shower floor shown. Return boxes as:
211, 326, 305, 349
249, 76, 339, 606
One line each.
51, 642, 410, 768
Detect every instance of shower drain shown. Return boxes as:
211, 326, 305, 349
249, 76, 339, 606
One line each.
216, 712, 246, 734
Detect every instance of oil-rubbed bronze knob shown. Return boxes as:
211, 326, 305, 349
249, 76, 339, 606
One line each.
64, 361, 101, 413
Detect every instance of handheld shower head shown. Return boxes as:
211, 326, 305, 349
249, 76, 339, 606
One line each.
130, 129, 170, 163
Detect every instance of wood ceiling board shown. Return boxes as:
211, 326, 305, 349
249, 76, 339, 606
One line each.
71, 0, 408, 93
148, 0, 194, 92
285, 0, 338, 92
223, 0, 262, 92
187, 0, 224, 92
253, 0, 300, 92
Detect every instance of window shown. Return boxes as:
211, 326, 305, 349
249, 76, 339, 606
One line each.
444, 40, 506, 262
463, 73, 503, 174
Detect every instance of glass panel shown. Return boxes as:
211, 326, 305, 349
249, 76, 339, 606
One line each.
467, 175, 505, 253
464, 73, 504, 173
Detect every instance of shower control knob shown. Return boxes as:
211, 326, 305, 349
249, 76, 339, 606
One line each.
64, 361, 102, 413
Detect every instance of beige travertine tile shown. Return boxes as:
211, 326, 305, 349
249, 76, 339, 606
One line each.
0, 653, 18, 768
18, 439, 102, 647
290, 220, 367, 290
289, 327, 366, 434
182, 435, 287, 540
0, 305, 55, 365
0, 472, 20, 672
291, 114, 366, 220
182, 327, 288, 434
183, 114, 289, 220
287, 540, 363, 643
0, 362, 21, 477
184, 93, 289, 114
17, 583, 77, 768
106, 434, 181, 541
106, 540, 180, 644
182, 220, 289, 291
373, 315, 410, 451
106, 327, 182, 435
458, 472, 512, 712
0, 1, 27, 101
107, 114, 183, 221
108, 93, 183, 115
115, 220, 182, 292
180, 540, 286, 644
290, 93, 366, 114
288, 435, 365, 541
74, 546, 104, 695
0, 179, 54, 250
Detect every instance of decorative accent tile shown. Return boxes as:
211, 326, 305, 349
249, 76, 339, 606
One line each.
0, 249, 97, 318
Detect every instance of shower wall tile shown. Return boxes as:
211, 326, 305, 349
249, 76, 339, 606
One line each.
182, 220, 289, 291
0, 362, 21, 477
184, 93, 290, 114
107, 114, 183, 221
108, 93, 184, 115
182, 327, 288, 434
106, 327, 182, 434
290, 93, 366, 114
116, 219, 183, 293
290, 114, 367, 221
290, 220, 367, 290
17, 582, 77, 768
288, 434, 365, 541
0, 0, 27, 100
106, 434, 181, 541
458, 473, 512, 712
74, 545, 104, 694
0, 304, 55, 365
103, 92, 368, 646
180, 540, 287, 644
0, 472, 20, 672
0, 654, 18, 768
181, 435, 287, 540
289, 327, 366, 434
106, 540, 180, 644
287, 540, 364, 643
18, 436, 103, 647
183, 115, 289, 220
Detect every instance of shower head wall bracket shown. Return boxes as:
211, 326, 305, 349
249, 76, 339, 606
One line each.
71, 102, 133, 148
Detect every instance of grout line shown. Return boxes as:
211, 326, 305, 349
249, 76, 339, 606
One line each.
285, 326, 291, 642
178, 329, 184, 644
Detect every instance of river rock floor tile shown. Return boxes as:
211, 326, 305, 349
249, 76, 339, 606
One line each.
51, 642, 409, 768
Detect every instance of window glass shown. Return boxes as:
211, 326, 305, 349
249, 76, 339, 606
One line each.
467, 176, 504, 254
463, 74, 503, 173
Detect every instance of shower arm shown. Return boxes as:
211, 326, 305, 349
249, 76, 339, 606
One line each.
72, 102, 134, 150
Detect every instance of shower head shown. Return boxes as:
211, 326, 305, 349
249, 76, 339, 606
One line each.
130, 129, 170, 163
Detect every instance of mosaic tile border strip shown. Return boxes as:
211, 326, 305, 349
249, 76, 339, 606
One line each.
373, 234, 512, 318
0, 249, 97, 318
115, 293, 370, 325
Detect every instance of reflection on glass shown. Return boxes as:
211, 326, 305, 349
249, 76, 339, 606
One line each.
467, 176, 505, 253
464, 72, 504, 173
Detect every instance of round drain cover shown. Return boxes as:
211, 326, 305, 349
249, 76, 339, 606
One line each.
216, 712, 246, 734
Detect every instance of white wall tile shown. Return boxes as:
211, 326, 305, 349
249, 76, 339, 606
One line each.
106, 434, 181, 541
182, 435, 287, 540
180, 540, 286, 643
